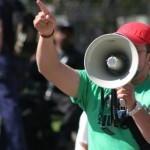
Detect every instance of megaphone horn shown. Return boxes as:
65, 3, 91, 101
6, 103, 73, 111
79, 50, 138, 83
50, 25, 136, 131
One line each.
84, 33, 139, 89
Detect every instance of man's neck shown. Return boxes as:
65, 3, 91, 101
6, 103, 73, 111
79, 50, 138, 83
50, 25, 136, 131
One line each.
131, 71, 149, 85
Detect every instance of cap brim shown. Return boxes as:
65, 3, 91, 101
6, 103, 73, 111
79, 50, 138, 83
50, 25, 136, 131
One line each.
115, 32, 147, 45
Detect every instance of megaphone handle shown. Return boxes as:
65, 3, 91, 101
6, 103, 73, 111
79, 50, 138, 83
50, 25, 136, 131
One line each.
111, 89, 119, 122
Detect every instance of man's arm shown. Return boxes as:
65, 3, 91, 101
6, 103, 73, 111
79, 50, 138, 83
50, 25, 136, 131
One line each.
34, 0, 80, 98
132, 108, 150, 144
117, 84, 150, 143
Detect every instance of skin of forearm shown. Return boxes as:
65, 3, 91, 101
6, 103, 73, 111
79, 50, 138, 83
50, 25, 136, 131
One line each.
36, 36, 80, 98
132, 108, 150, 143
36, 36, 59, 75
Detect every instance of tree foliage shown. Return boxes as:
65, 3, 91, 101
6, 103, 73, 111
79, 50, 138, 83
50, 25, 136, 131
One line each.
22, 0, 150, 51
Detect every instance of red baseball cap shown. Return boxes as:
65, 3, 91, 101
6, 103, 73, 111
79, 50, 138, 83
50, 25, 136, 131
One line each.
116, 22, 150, 45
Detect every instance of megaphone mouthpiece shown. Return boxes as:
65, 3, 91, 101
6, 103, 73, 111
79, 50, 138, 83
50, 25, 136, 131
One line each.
106, 53, 129, 76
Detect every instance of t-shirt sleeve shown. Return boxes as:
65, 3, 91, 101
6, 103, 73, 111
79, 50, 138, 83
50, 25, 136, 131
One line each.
70, 69, 90, 111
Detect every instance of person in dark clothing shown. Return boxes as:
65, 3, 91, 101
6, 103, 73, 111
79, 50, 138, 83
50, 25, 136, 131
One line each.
0, 0, 26, 54
44, 20, 84, 149
0, 1, 27, 149
15, 12, 53, 150
0, 16, 28, 150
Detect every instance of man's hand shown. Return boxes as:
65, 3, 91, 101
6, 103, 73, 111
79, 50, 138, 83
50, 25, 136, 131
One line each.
116, 83, 136, 111
33, 0, 56, 36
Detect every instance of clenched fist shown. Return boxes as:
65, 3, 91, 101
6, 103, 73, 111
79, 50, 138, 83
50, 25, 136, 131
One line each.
116, 83, 136, 111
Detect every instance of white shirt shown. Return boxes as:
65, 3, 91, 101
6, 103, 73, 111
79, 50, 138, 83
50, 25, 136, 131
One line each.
75, 111, 88, 150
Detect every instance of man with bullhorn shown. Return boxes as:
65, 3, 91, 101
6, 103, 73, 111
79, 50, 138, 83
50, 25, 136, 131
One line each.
33, 0, 150, 149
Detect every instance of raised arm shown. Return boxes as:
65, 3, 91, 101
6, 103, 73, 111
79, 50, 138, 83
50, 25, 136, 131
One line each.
33, 0, 80, 98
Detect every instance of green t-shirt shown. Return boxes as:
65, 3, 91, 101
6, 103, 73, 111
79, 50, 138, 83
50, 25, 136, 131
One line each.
71, 70, 150, 150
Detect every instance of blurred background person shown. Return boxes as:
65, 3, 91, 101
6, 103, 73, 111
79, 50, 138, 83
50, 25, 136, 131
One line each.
14, 11, 53, 150
44, 20, 84, 149
0, 1, 28, 150
0, 0, 26, 54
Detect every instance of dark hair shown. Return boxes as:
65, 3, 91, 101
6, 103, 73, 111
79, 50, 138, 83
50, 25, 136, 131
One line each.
57, 22, 74, 37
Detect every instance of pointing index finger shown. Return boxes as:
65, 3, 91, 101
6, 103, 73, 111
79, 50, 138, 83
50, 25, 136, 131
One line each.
36, 0, 49, 14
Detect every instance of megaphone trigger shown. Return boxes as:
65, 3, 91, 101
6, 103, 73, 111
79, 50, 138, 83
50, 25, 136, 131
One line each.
119, 99, 126, 107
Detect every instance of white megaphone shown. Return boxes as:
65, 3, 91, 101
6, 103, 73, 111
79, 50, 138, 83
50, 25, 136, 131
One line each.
84, 33, 139, 89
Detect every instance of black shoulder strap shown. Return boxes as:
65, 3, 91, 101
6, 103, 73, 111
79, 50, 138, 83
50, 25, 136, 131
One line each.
125, 117, 150, 150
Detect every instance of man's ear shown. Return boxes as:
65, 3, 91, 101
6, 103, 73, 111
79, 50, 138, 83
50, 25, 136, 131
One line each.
147, 53, 150, 69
